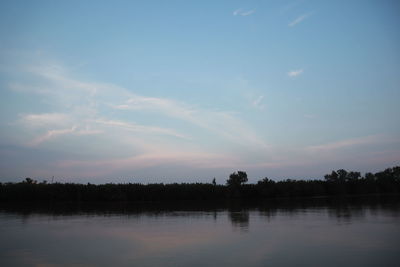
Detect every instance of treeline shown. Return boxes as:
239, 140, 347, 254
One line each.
0, 167, 399, 202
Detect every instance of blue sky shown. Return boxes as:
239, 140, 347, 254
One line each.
0, 0, 399, 183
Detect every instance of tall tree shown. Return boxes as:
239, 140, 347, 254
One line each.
226, 171, 248, 187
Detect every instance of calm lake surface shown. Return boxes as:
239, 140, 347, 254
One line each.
1, 196, 399, 267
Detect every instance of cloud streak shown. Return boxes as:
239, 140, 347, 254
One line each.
9, 60, 267, 168
288, 13, 310, 27
233, 8, 255, 16
29, 126, 102, 146
57, 151, 242, 178
21, 113, 71, 127
306, 135, 384, 152
94, 119, 189, 140
113, 95, 266, 147
252, 95, 265, 110
288, 69, 303, 77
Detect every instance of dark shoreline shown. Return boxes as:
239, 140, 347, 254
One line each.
1, 166, 399, 203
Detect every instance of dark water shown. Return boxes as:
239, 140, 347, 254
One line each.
1, 196, 399, 267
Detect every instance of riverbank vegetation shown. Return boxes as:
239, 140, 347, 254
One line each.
0, 167, 399, 202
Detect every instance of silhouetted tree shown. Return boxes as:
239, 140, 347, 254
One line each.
365, 172, 375, 181
337, 169, 348, 182
24, 177, 36, 184
226, 171, 248, 198
226, 171, 248, 187
257, 177, 273, 185
324, 171, 338, 182
346, 171, 361, 181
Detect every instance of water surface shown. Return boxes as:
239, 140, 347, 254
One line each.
1, 197, 399, 266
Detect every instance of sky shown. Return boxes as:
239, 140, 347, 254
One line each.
0, 0, 399, 184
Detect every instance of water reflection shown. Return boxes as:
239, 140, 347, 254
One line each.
328, 205, 366, 224
228, 210, 250, 231
0, 196, 399, 267
0, 195, 399, 227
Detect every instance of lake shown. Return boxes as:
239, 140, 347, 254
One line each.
0, 196, 399, 267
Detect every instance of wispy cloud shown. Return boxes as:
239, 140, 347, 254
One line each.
233, 8, 242, 16
10, 61, 266, 153
21, 113, 71, 127
241, 9, 255, 16
95, 119, 189, 140
29, 126, 102, 146
58, 151, 241, 177
288, 69, 303, 77
30, 127, 76, 146
252, 95, 265, 110
306, 135, 384, 152
112, 95, 266, 147
233, 8, 256, 16
288, 13, 310, 27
